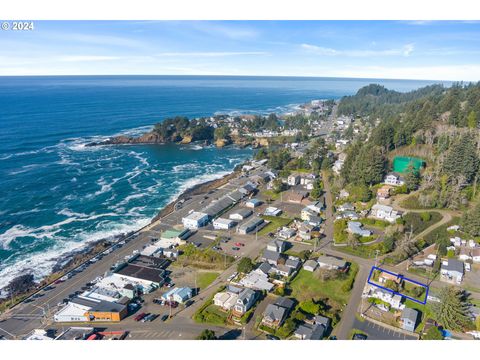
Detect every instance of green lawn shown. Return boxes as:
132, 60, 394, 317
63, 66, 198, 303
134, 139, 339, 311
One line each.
289, 263, 359, 304
193, 303, 229, 325
259, 215, 293, 236
336, 243, 385, 259
197, 272, 220, 289
262, 190, 282, 201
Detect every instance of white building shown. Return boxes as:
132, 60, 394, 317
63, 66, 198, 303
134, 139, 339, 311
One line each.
287, 174, 300, 186
182, 211, 209, 229
213, 217, 236, 230
384, 173, 405, 186
370, 204, 401, 223
441, 259, 464, 284
213, 291, 239, 311
363, 285, 404, 310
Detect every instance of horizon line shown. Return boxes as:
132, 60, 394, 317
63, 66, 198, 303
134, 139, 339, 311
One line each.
0, 73, 462, 83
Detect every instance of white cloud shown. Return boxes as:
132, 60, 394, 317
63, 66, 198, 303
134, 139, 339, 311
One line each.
155, 51, 269, 57
301, 43, 415, 57
58, 55, 121, 62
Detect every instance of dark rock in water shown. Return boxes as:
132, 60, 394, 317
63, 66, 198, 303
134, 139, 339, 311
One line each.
87, 132, 167, 147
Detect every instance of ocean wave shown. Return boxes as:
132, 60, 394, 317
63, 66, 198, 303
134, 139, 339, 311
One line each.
0, 146, 57, 161
172, 163, 198, 173
8, 163, 48, 176
0, 212, 120, 250
0, 216, 151, 289
0, 224, 62, 250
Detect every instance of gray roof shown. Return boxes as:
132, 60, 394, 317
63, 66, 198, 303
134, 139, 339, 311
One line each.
304, 259, 318, 269
274, 297, 295, 310
317, 255, 347, 268
295, 323, 326, 340
315, 315, 331, 328
71, 297, 127, 313
116, 264, 165, 283
231, 208, 253, 217
262, 249, 282, 262
401, 307, 419, 322
238, 217, 264, 231
442, 259, 464, 273
268, 239, 285, 250
285, 258, 301, 269
264, 304, 287, 322
238, 288, 256, 304
257, 262, 272, 274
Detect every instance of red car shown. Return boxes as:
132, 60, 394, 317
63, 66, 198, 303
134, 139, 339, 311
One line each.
134, 312, 147, 322
234, 242, 245, 247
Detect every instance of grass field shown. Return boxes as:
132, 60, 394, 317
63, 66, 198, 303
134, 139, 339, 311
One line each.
262, 190, 282, 201
259, 215, 293, 236
197, 272, 220, 289
289, 263, 359, 304
193, 303, 229, 325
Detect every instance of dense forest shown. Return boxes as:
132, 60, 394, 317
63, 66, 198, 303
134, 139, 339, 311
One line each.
153, 116, 214, 142
337, 82, 480, 237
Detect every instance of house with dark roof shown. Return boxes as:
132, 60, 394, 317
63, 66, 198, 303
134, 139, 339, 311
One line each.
267, 239, 286, 253
261, 249, 283, 265
294, 323, 326, 340
261, 297, 295, 328
440, 259, 464, 284
233, 288, 258, 316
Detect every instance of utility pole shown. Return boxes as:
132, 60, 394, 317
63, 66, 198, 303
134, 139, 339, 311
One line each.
195, 272, 198, 296
374, 249, 380, 267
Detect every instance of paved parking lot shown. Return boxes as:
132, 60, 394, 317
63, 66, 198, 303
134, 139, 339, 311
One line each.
352, 318, 417, 340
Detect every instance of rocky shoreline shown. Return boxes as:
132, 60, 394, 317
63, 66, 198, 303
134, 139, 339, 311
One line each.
86, 129, 264, 149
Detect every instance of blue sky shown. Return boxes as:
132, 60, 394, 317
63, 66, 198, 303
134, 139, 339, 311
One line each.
1, 21, 480, 80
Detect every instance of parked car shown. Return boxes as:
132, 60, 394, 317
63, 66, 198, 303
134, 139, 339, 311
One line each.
232, 247, 240, 251
141, 313, 152, 322
352, 333, 367, 340
234, 242, 245, 247
134, 312, 147, 322
161, 315, 169, 321
266, 334, 279, 340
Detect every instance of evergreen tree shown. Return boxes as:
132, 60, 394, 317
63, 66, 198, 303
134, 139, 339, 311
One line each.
442, 135, 479, 183
237, 257, 254, 274
467, 110, 478, 129
461, 202, 480, 236
310, 180, 324, 200
404, 163, 421, 192
422, 326, 444, 340
432, 287, 472, 331
197, 329, 217, 340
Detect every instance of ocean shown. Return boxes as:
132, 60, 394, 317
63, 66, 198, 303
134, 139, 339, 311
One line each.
0, 75, 446, 290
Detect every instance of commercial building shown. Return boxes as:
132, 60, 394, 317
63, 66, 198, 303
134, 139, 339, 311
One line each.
245, 198, 262, 208
114, 264, 166, 292
213, 217, 236, 230
161, 287, 193, 304
229, 208, 253, 221
54, 297, 127, 323
182, 211, 209, 229
237, 217, 264, 234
